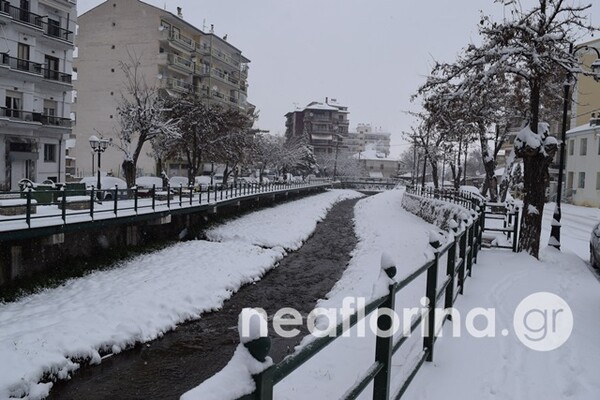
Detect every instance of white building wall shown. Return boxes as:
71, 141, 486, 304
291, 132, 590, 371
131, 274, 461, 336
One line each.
566, 128, 600, 207
0, 0, 76, 190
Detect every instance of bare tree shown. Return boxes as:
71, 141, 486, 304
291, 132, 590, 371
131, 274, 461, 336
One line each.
115, 53, 178, 187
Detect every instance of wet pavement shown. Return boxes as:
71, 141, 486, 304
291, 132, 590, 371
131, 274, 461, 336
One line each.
48, 197, 361, 400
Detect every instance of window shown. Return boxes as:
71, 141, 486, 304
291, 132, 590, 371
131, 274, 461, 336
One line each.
580, 138, 587, 156
44, 144, 57, 162
597, 172, 600, 190
567, 171, 574, 190
598, 138, 600, 155
44, 100, 57, 124
45, 55, 60, 80
47, 18, 61, 38
578, 172, 586, 189
568, 140, 574, 156
17, 43, 30, 71
5, 92, 22, 118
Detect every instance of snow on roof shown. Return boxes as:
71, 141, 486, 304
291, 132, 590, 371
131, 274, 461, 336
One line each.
566, 123, 600, 137
352, 149, 396, 161
303, 102, 339, 112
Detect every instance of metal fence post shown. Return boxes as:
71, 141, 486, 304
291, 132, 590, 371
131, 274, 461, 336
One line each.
424, 242, 440, 362
113, 185, 118, 215
167, 184, 171, 209
444, 239, 456, 313
458, 230, 467, 295
512, 207, 519, 252
152, 184, 156, 211
189, 186, 193, 205
61, 188, 67, 223
90, 187, 95, 219
26, 189, 32, 227
466, 224, 474, 277
373, 265, 397, 400
134, 186, 138, 213
252, 366, 274, 400
179, 184, 183, 207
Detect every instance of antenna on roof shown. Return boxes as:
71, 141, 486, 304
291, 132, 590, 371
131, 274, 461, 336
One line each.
202, 19, 207, 31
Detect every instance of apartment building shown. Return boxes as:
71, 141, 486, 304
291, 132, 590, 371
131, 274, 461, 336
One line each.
565, 114, 600, 207
570, 38, 600, 129
284, 98, 350, 159
73, 0, 252, 178
344, 123, 391, 156
0, 0, 76, 190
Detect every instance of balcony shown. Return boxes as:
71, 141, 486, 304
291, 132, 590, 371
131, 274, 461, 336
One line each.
40, 66, 72, 84
41, 20, 73, 43
1, 53, 41, 75
195, 44, 241, 70
162, 29, 195, 52
166, 53, 194, 74
0, 108, 73, 127
0, 0, 43, 28
164, 77, 192, 93
1, 53, 72, 84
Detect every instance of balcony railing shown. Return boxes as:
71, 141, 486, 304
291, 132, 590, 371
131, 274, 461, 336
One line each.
0, 0, 43, 28
167, 53, 193, 72
1, 53, 41, 74
163, 30, 195, 51
41, 20, 73, 43
1, 53, 72, 84
0, 108, 72, 127
40, 66, 72, 83
165, 77, 192, 93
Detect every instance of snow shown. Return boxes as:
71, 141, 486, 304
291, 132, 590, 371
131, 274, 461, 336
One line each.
206, 189, 363, 251
0, 189, 359, 400
0, 199, 37, 206
56, 196, 90, 203
403, 248, 600, 399
215, 190, 599, 400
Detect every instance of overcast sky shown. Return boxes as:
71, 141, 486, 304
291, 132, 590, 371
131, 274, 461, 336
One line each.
77, 0, 600, 156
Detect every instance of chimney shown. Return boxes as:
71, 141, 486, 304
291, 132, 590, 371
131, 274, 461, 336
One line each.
177, 7, 182, 18
210, 24, 214, 33
591, 112, 599, 127
325, 97, 328, 104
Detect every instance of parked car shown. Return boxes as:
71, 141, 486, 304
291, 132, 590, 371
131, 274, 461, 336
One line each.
79, 176, 127, 200
591, 221, 600, 269
194, 175, 213, 191
135, 176, 164, 197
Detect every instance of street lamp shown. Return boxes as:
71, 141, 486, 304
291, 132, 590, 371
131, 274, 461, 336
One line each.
550, 43, 600, 250
332, 133, 343, 181
89, 135, 110, 194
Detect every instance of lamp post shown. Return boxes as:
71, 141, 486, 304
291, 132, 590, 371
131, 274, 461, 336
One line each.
89, 135, 110, 195
550, 43, 600, 250
332, 133, 343, 180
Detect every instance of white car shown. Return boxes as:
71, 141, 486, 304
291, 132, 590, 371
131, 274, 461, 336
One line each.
79, 176, 127, 200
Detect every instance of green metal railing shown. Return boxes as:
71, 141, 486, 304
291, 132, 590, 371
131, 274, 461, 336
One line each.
234, 189, 484, 400
0, 180, 331, 234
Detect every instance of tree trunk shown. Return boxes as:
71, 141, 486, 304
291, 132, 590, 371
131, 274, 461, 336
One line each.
429, 159, 439, 190
122, 159, 136, 188
518, 154, 548, 258
517, 76, 543, 258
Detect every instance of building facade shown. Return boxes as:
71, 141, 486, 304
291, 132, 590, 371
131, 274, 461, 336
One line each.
0, 0, 76, 190
285, 98, 350, 158
344, 123, 391, 156
565, 115, 600, 207
73, 0, 252, 179
351, 149, 399, 179
571, 38, 600, 129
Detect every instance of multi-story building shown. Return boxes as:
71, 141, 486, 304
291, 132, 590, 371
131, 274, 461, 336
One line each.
73, 0, 252, 178
570, 38, 600, 129
0, 0, 76, 190
285, 98, 350, 158
351, 149, 399, 179
344, 123, 391, 156
565, 114, 600, 207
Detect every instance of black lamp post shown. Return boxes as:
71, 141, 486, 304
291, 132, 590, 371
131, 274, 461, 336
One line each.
89, 135, 110, 194
332, 133, 343, 180
550, 43, 600, 250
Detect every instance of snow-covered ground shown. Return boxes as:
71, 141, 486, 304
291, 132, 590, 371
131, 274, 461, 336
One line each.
186, 190, 600, 400
0, 189, 360, 400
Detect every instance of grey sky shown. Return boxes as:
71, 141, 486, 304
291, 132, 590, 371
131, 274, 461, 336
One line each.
77, 0, 600, 155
